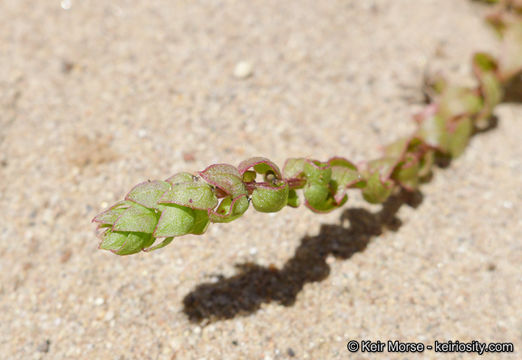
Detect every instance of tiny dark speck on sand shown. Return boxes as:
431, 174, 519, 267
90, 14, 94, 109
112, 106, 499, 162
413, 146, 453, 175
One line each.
37, 339, 51, 353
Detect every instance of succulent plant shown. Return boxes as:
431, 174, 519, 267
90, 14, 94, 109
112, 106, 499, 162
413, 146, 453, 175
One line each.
93, 1, 522, 255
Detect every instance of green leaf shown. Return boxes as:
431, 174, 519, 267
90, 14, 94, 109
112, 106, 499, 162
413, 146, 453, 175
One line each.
303, 161, 331, 185
112, 204, 159, 233
362, 172, 393, 204
327, 157, 357, 170
166, 172, 194, 184
384, 138, 409, 158
117, 232, 154, 255
190, 210, 210, 235
439, 86, 482, 118
209, 195, 249, 223
199, 164, 247, 198
159, 181, 218, 210
448, 117, 472, 158
283, 158, 305, 179
418, 114, 446, 149
252, 182, 289, 213
366, 157, 399, 181
242, 170, 256, 183
392, 157, 420, 190
418, 150, 435, 178
479, 72, 502, 117
99, 229, 127, 251
331, 167, 361, 195
144, 237, 174, 252
473, 53, 502, 121
154, 204, 195, 237
125, 180, 171, 209
92, 200, 132, 225
286, 189, 300, 208
304, 183, 330, 210
473, 52, 497, 73
100, 230, 154, 255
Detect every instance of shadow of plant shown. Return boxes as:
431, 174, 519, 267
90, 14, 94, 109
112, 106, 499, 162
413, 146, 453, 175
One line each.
183, 190, 422, 322
182, 93, 503, 322
503, 73, 522, 103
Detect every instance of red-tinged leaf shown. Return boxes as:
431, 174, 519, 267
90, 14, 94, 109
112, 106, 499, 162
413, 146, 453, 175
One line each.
125, 180, 171, 209
209, 195, 249, 223
92, 200, 133, 224
166, 172, 194, 184
199, 164, 247, 198
330, 166, 362, 203
327, 157, 357, 170
159, 181, 218, 210
238, 157, 282, 179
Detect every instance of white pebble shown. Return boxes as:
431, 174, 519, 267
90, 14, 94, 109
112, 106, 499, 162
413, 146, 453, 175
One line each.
61, 0, 72, 10
503, 201, 513, 209
233, 61, 253, 79
94, 297, 105, 306
138, 129, 148, 138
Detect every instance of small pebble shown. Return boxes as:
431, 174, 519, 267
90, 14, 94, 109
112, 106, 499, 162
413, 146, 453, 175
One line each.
94, 297, 104, 306
138, 129, 148, 138
287, 347, 296, 357
233, 61, 253, 79
60, 0, 72, 10
502, 201, 513, 209
37, 339, 51, 353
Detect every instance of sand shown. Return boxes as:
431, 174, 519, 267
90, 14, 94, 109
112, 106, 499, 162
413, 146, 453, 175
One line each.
1, 0, 520, 359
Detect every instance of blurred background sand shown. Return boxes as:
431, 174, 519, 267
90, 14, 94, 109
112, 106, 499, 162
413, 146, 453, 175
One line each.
1, 0, 520, 359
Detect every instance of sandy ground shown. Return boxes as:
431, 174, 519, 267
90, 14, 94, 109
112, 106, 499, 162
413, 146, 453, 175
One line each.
1, 0, 521, 359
